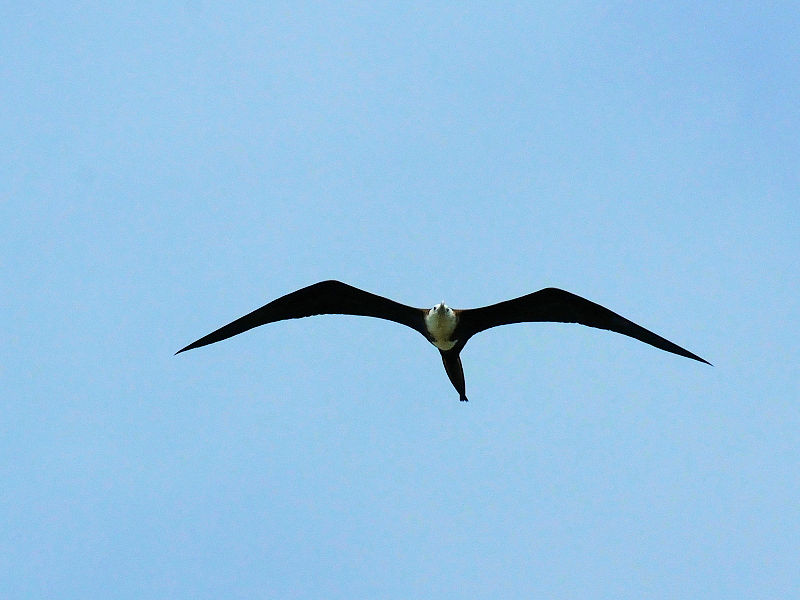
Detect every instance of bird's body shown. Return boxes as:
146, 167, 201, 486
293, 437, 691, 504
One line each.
177, 280, 710, 402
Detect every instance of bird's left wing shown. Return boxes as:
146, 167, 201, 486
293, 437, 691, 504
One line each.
455, 287, 710, 364
176, 280, 427, 354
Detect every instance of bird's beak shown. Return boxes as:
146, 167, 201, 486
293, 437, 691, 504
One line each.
437, 303, 446, 313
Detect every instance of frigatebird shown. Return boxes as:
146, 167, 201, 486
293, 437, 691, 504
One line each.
176, 280, 710, 401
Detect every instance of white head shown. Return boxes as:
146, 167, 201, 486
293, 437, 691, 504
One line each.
429, 302, 455, 319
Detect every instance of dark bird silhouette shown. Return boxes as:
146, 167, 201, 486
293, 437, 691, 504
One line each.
177, 280, 710, 401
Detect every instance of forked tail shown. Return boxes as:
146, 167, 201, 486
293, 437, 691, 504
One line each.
440, 350, 468, 402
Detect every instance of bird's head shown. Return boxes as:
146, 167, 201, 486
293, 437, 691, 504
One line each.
428, 302, 455, 320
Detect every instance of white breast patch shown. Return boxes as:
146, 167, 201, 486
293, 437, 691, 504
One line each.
425, 306, 458, 351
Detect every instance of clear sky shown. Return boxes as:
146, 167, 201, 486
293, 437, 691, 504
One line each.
2, 2, 798, 599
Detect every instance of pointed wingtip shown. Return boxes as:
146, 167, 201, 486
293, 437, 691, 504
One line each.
689, 354, 712, 366
687, 351, 712, 366
674, 345, 711, 366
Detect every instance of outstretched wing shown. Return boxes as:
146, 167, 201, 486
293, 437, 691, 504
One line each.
456, 287, 710, 364
176, 280, 427, 354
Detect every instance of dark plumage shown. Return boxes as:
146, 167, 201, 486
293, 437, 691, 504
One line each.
177, 280, 710, 401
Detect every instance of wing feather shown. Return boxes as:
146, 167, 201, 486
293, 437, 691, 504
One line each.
176, 280, 426, 354
457, 288, 710, 364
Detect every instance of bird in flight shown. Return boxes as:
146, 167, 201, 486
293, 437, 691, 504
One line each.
177, 280, 710, 402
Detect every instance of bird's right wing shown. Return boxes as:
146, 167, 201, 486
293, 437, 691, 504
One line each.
177, 280, 427, 354
456, 287, 710, 364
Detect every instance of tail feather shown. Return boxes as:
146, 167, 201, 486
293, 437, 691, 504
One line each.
440, 350, 468, 402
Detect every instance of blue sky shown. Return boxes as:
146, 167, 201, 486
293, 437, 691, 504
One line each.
2, 2, 798, 598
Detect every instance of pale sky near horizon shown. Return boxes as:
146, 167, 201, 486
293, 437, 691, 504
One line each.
2, 3, 799, 599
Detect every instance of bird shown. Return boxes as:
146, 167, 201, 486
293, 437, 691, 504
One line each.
176, 280, 710, 402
